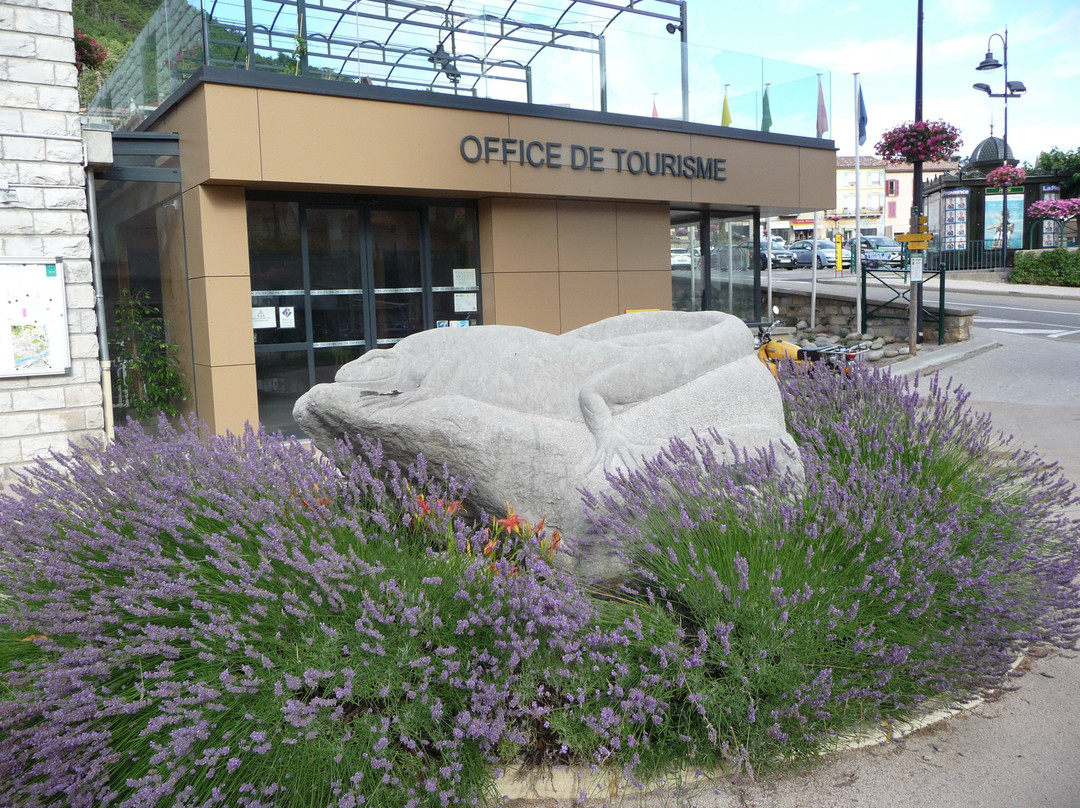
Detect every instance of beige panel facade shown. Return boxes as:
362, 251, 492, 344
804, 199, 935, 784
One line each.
179, 184, 257, 432
483, 197, 560, 272
556, 201, 618, 272
616, 203, 671, 270
157, 82, 835, 212
485, 271, 563, 332
477, 198, 671, 330
255, 91, 513, 194
558, 272, 621, 332
193, 363, 259, 436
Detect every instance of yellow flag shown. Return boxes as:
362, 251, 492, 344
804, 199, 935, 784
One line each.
721, 90, 732, 127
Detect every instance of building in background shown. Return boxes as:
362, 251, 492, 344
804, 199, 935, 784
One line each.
923, 135, 1075, 268
786, 156, 955, 244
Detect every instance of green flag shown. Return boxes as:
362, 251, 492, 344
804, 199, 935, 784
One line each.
761, 86, 772, 133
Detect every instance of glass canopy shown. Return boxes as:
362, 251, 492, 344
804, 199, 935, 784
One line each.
87, 0, 832, 142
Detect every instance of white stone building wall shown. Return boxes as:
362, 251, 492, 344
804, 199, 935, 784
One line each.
0, 0, 105, 484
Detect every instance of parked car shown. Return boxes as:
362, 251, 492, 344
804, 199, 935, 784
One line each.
788, 239, 837, 268
737, 240, 799, 270
670, 247, 693, 268
844, 236, 904, 268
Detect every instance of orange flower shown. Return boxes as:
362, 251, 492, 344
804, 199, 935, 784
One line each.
439, 498, 463, 515
416, 495, 431, 517
483, 538, 497, 557
497, 513, 526, 534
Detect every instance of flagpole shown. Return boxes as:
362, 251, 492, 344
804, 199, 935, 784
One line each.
854, 73, 863, 335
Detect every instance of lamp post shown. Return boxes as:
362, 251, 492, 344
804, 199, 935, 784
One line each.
974, 28, 1026, 270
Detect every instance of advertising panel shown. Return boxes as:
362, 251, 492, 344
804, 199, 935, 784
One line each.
0, 260, 71, 378
983, 190, 1024, 250
942, 190, 969, 251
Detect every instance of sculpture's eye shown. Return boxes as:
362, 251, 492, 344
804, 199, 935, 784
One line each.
347, 351, 398, 383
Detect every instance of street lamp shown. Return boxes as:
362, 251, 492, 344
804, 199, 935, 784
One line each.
974, 28, 1026, 270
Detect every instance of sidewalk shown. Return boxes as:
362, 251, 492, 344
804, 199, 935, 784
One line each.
816, 270, 1080, 302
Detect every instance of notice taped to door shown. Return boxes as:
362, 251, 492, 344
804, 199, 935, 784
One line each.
0, 260, 71, 378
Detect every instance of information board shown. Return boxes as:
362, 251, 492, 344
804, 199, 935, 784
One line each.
0, 260, 71, 378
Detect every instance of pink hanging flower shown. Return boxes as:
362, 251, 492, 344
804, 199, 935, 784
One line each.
985, 165, 1027, 189
875, 120, 963, 165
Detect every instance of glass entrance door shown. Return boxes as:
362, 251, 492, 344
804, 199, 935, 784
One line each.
370, 209, 423, 347
248, 197, 478, 436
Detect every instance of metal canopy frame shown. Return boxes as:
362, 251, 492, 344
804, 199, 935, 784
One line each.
200, 0, 685, 105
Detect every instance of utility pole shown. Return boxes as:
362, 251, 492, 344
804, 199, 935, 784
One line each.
909, 0, 925, 354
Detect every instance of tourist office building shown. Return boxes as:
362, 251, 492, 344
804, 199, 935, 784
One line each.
87, 0, 836, 438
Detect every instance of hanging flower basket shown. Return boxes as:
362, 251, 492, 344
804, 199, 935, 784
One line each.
74, 28, 108, 75
1027, 198, 1080, 222
875, 120, 963, 164
985, 165, 1027, 188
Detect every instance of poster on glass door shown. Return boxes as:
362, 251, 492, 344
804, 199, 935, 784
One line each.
983, 190, 1024, 250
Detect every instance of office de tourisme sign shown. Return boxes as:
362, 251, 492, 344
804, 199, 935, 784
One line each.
459, 135, 726, 181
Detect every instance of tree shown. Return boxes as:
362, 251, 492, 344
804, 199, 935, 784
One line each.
1033, 147, 1080, 198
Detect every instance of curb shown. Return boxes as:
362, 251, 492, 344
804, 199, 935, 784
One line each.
499, 650, 1036, 806
887, 335, 1002, 377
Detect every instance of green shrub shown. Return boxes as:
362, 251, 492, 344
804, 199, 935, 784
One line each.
1011, 247, 1080, 286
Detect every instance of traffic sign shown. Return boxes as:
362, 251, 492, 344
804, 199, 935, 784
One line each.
896, 233, 934, 243
905, 242, 931, 250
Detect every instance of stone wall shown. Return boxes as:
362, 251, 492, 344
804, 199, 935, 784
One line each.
768, 287, 974, 344
0, 0, 105, 484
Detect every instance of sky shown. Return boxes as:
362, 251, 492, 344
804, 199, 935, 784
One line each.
689, 0, 1080, 166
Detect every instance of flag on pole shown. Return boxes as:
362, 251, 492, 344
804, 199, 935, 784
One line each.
857, 84, 868, 145
721, 88, 732, 127
761, 86, 772, 133
652, 98, 659, 118
816, 75, 829, 138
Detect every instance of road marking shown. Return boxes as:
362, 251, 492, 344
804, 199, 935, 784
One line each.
990, 327, 1080, 336
962, 302, 1080, 316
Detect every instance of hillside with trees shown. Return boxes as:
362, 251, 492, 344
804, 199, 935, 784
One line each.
73, 0, 158, 106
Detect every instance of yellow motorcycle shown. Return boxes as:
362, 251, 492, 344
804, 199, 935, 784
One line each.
750, 309, 869, 377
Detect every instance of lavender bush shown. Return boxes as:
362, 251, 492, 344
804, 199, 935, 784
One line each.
583, 367, 1080, 769
2, 365, 1078, 805
0, 418, 616, 807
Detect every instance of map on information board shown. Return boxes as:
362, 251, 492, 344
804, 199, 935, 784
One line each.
0, 261, 71, 378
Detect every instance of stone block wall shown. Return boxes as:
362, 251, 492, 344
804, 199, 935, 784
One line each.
769, 289, 973, 343
0, 0, 105, 485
